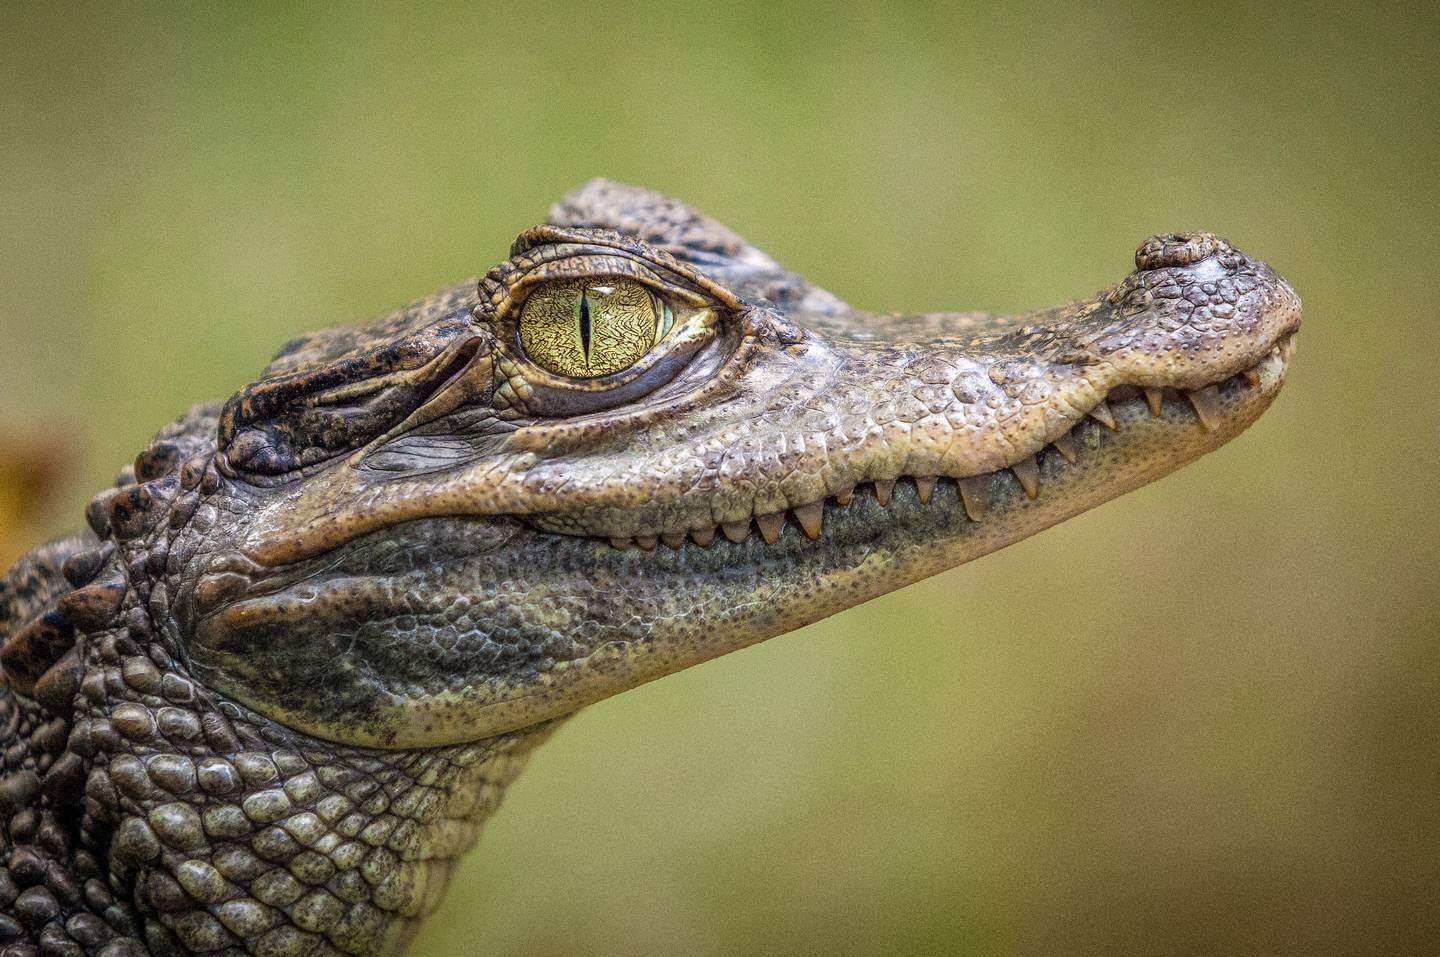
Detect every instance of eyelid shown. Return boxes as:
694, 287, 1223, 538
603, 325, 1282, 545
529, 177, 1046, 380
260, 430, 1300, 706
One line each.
652, 290, 675, 340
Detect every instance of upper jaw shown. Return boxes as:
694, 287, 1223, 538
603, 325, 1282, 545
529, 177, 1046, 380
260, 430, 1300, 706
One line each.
233, 232, 1299, 567
526, 233, 1301, 545
552, 328, 1297, 551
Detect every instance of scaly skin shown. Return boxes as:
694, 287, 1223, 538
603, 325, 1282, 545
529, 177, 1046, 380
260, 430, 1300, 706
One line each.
0, 181, 1300, 955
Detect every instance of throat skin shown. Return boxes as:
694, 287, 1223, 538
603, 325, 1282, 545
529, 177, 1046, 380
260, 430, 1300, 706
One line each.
0, 182, 1299, 954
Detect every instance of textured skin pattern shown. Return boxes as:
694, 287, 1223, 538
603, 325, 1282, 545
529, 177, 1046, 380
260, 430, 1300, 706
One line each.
0, 448, 551, 955
0, 181, 1300, 954
1, 644, 546, 956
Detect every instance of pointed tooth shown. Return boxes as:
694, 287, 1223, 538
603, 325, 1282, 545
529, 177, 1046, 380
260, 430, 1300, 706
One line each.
913, 476, 937, 505
793, 502, 824, 540
1186, 385, 1223, 432
1010, 456, 1039, 500
1052, 431, 1077, 464
873, 479, 895, 506
661, 531, 687, 549
756, 512, 784, 545
958, 476, 989, 522
609, 537, 635, 551
1088, 399, 1117, 430
634, 535, 658, 552
833, 484, 854, 506
1244, 368, 1262, 388
1144, 387, 1164, 417
721, 521, 751, 544
690, 526, 716, 548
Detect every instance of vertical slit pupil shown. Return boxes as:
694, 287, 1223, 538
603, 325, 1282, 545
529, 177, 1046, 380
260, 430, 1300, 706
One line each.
578, 288, 592, 364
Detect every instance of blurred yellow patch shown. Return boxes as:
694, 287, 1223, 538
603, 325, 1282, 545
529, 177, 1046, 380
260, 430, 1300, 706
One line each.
0, 429, 71, 569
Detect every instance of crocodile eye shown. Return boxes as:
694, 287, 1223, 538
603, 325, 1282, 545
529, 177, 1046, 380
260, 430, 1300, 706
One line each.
519, 278, 675, 378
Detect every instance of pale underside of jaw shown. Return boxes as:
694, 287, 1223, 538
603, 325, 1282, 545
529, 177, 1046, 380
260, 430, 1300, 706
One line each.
605, 335, 1296, 552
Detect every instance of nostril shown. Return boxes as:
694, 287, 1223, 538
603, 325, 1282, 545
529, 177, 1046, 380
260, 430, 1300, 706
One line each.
1135, 232, 1238, 271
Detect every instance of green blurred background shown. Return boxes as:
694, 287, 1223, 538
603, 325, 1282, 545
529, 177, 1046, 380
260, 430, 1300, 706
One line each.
2, 2, 1436, 954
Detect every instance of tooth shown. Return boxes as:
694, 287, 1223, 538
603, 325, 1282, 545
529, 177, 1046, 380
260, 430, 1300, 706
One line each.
1010, 457, 1039, 500
1144, 387, 1164, 417
793, 502, 824, 539
1186, 385, 1223, 432
1244, 368, 1262, 388
609, 538, 635, 550
661, 531, 687, 549
634, 536, 658, 551
722, 521, 751, 543
958, 476, 989, 522
1088, 399, 1117, 430
873, 479, 895, 506
690, 526, 716, 548
1052, 431, 1078, 464
834, 484, 854, 506
913, 476, 937, 505
756, 512, 784, 545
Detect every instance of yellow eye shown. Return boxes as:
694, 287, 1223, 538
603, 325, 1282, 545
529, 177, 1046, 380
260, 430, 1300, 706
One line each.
518, 278, 675, 378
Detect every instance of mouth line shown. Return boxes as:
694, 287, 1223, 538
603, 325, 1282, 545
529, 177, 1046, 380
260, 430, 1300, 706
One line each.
600, 333, 1296, 552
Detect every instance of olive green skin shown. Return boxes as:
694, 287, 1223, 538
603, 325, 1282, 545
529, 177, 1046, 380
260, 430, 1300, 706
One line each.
0, 181, 1298, 955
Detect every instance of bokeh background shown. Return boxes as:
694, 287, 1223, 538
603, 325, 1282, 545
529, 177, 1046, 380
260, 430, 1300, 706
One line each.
3, 2, 1436, 954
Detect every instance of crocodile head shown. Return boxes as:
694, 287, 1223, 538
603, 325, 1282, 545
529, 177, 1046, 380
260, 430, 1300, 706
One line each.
0, 181, 1299, 954
165, 180, 1299, 749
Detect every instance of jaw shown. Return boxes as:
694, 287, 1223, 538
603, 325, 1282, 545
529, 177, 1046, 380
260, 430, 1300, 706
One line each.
452, 331, 1297, 738
196, 334, 1293, 748
193, 231, 1301, 748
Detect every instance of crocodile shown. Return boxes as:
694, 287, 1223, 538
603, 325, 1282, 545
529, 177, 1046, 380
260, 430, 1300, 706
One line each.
0, 180, 1300, 956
